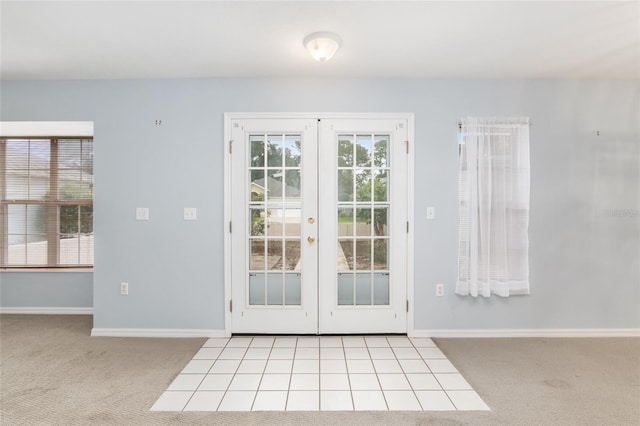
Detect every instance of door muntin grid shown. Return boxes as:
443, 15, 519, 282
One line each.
248, 134, 303, 306
336, 134, 391, 306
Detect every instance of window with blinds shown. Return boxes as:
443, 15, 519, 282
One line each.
0, 137, 94, 268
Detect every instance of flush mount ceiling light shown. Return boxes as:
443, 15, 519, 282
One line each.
303, 32, 341, 62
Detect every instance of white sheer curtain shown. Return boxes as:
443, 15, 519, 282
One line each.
456, 117, 530, 297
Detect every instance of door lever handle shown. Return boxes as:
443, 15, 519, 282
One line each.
307, 236, 316, 244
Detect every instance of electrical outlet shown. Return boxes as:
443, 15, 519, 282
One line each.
121, 282, 129, 295
436, 283, 444, 297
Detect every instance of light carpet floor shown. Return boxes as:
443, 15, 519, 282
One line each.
1, 314, 638, 425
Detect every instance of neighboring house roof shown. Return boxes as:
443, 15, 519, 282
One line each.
252, 177, 300, 198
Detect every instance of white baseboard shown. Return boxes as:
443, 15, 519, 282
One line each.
90, 328, 227, 338
411, 328, 640, 338
0, 307, 93, 315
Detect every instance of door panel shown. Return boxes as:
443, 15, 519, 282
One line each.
318, 118, 408, 334
231, 119, 318, 334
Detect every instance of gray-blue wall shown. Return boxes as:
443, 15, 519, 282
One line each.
0, 272, 92, 308
1, 78, 638, 330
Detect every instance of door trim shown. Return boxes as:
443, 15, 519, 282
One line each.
223, 112, 415, 337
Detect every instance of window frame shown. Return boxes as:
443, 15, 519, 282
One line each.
1, 136, 94, 270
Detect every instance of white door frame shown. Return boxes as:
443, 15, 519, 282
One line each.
223, 112, 415, 336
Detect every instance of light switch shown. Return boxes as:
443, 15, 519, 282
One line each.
427, 207, 435, 220
184, 208, 197, 221
136, 208, 149, 220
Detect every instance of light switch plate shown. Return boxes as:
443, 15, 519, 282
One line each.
184, 208, 197, 221
427, 207, 435, 220
136, 208, 149, 220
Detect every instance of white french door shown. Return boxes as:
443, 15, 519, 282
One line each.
227, 114, 411, 334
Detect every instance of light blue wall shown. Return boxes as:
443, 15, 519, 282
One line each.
0, 272, 92, 308
1, 78, 638, 330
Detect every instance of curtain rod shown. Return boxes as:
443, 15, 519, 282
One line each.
458, 120, 532, 130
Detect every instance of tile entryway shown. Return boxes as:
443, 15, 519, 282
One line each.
151, 336, 489, 412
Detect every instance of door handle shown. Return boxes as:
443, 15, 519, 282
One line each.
307, 236, 316, 244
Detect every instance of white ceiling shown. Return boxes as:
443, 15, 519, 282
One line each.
1, 1, 638, 80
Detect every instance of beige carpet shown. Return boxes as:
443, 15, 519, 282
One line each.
1, 314, 638, 425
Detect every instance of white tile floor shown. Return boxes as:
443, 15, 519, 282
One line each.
151, 336, 490, 412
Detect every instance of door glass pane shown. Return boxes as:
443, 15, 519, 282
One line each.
356, 273, 372, 305
355, 240, 371, 270
250, 136, 265, 167
267, 240, 283, 270
372, 207, 388, 236
267, 273, 283, 305
250, 205, 265, 236
373, 239, 388, 270
284, 135, 301, 166
356, 135, 372, 167
267, 135, 283, 167
284, 239, 301, 270
373, 273, 390, 305
374, 135, 389, 167
373, 170, 388, 202
285, 273, 301, 305
266, 170, 284, 202
250, 170, 266, 202
355, 208, 372, 236
355, 170, 371, 201
338, 136, 354, 167
337, 207, 353, 237
285, 170, 301, 198
338, 170, 353, 201
338, 239, 353, 271
284, 208, 301, 237
265, 205, 281, 237
338, 273, 354, 305
249, 273, 266, 305
250, 239, 265, 270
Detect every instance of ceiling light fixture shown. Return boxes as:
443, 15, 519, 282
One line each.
303, 32, 341, 62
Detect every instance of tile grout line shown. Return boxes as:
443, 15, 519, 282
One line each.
217, 336, 251, 411
181, 336, 231, 411
285, 336, 298, 410
368, 337, 390, 411
424, 338, 459, 411
403, 336, 428, 410
250, 336, 274, 411
341, 336, 352, 411
317, 339, 322, 395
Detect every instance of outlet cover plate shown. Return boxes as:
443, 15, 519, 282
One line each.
184, 208, 197, 220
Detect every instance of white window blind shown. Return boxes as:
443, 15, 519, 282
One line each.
456, 117, 530, 297
1, 137, 94, 268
